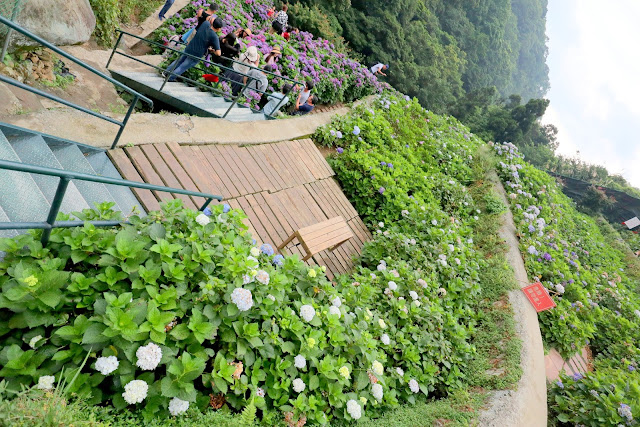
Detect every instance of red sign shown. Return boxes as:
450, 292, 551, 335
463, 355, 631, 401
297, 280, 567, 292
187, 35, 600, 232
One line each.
522, 282, 556, 312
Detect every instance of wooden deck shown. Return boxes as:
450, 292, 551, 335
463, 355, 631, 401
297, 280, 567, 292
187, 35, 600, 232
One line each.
108, 139, 371, 278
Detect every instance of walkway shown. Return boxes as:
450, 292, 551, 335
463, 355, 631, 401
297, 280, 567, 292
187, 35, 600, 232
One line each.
108, 139, 371, 279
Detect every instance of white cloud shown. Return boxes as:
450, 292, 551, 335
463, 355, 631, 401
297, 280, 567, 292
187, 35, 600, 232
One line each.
546, 0, 640, 188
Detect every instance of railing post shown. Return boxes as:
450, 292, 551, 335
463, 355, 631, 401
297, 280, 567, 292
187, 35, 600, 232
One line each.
106, 31, 124, 69
41, 177, 70, 246
223, 77, 252, 119
111, 94, 139, 149
0, 0, 22, 63
199, 198, 213, 211
160, 62, 174, 91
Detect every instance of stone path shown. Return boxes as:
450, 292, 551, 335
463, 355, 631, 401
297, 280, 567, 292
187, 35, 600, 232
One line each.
108, 139, 371, 279
545, 347, 592, 381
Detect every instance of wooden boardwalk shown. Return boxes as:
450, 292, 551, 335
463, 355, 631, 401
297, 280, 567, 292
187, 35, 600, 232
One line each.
108, 139, 371, 278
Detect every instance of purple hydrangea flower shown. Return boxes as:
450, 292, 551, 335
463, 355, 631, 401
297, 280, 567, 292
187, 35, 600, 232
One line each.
572, 372, 583, 381
387, 163, 393, 168
336, 147, 344, 154
260, 243, 274, 256
336, 131, 343, 139
543, 253, 552, 261
556, 380, 564, 389
272, 254, 285, 267
353, 126, 360, 136
380, 161, 387, 167
378, 187, 385, 194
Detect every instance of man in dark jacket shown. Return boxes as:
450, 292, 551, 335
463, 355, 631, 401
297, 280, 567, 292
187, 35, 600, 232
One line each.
166, 17, 223, 81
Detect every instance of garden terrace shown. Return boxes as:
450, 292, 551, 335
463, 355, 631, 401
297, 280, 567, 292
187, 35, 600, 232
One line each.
108, 139, 371, 279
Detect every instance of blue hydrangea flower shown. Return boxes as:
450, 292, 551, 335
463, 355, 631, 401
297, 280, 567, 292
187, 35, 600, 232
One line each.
378, 187, 385, 194
203, 207, 212, 216
330, 130, 336, 136
555, 380, 564, 389
223, 204, 231, 213
572, 372, 583, 381
272, 254, 285, 267
387, 163, 393, 168
353, 126, 360, 136
336, 147, 344, 154
380, 161, 387, 167
260, 243, 274, 256
336, 131, 343, 139
528, 224, 536, 233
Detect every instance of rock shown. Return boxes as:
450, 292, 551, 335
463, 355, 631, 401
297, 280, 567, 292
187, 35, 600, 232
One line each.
1, 0, 96, 49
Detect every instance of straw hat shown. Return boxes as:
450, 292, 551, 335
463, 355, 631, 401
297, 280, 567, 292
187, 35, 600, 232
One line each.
271, 46, 281, 55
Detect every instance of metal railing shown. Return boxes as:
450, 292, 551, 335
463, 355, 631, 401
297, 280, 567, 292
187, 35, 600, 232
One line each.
0, 15, 153, 149
0, 159, 223, 245
107, 29, 304, 120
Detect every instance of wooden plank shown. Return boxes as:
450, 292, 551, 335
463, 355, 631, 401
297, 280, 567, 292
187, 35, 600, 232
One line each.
291, 140, 323, 180
139, 144, 196, 209
155, 143, 205, 207
288, 141, 319, 184
237, 146, 271, 191
227, 198, 257, 238
244, 194, 282, 247
107, 149, 161, 212
200, 145, 241, 198
261, 191, 307, 259
298, 216, 344, 236
125, 146, 174, 204
326, 179, 358, 220
236, 197, 270, 245
218, 145, 260, 194
263, 143, 296, 189
208, 145, 250, 196
275, 141, 312, 186
306, 228, 353, 251
167, 143, 218, 198
244, 145, 278, 192
305, 181, 340, 220
300, 139, 331, 179
190, 146, 229, 197
318, 179, 351, 220
269, 141, 301, 186
257, 193, 306, 259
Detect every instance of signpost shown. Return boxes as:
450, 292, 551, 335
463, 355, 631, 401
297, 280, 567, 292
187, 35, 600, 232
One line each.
522, 282, 556, 312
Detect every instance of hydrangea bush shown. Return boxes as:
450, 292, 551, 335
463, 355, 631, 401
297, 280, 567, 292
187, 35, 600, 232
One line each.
493, 142, 640, 425
151, 0, 384, 109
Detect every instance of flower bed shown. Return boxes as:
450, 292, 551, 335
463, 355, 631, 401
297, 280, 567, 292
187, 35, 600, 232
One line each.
150, 0, 384, 110
493, 142, 640, 425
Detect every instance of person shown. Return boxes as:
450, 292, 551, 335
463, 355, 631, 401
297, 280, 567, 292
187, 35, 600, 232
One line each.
271, 5, 288, 35
264, 46, 282, 66
370, 63, 388, 76
212, 32, 240, 68
244, 64, 271, 96
158, 0, 174, 20
163, 34, 183, 58
263, 83, 292, 116
165, 17, 223, 82
234, 28, 252, 39
295, 94, 317, 115
196, 3, 218, 30
295, 79, 313, 108
232, 45, 259, 75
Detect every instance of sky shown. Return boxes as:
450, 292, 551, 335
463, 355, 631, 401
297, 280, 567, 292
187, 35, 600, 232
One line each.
543, 0, 640, 188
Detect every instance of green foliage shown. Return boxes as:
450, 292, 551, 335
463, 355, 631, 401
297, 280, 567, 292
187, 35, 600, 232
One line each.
494, 142, 640, 424
89, 0, 164, 46
288, 3, 350, 54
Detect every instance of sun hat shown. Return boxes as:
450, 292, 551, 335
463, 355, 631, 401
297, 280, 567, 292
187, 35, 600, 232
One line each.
244, 45, 259, 62
271, 46, 281, 55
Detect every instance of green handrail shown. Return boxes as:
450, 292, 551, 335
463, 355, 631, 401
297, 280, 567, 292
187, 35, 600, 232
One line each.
0, 158, 223, 245
0, 15, 153, 149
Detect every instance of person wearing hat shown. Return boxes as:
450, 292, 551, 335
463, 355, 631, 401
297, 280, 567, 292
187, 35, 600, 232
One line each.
265, 46, 282, 66
234, 28, 252, 39
165, 16, 223, 82
370, 63, 388, 77
233, 45, 260, 76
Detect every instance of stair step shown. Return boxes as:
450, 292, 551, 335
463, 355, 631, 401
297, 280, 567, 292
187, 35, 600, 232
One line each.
9, 135, 90, 215
0, 204, 19, 239
226, 112, 267, 122
84, 151, 146, 217
49, 144, 123, 213
0, 130, 50, 223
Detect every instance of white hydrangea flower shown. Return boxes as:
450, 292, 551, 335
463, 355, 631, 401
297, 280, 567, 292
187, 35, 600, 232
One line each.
256, 387, 265, 397
266, 294, 276, 301
371, 361, 384, 376
417, 279, 427, 288
377, 263, 386, 271
378, 222, 384, 228
331, 297, 342, 308
555, 284, 565, 294
292, 378, 306, 393
300, 305, 316, 322
380, 334, 390, 345
455, 258, 461, 265
255, 270, 270, 285
250, 247, 260, 257
294, 355, 307, 369
409, 379, 420, 393
388, 281, 397, 291
635, 309, 640, 318
231, 288, 254, 312
242, 274, 255, 284
438, 288, 447, 296
346, 399, 362, 420
329, 306, 341, 318
136, 343, 162, 371
372, 383, 383, 401
396, 367, 404, 377
29, 335, 42, 349
195, 214, 210, 226
390, 269, 400, 278
122, 379, 148, 404
37, 375, 55, 390
95, 356, 119, 375
409, 291, 418, 300
168, 397, 189, 416
431, 219, 438, 226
